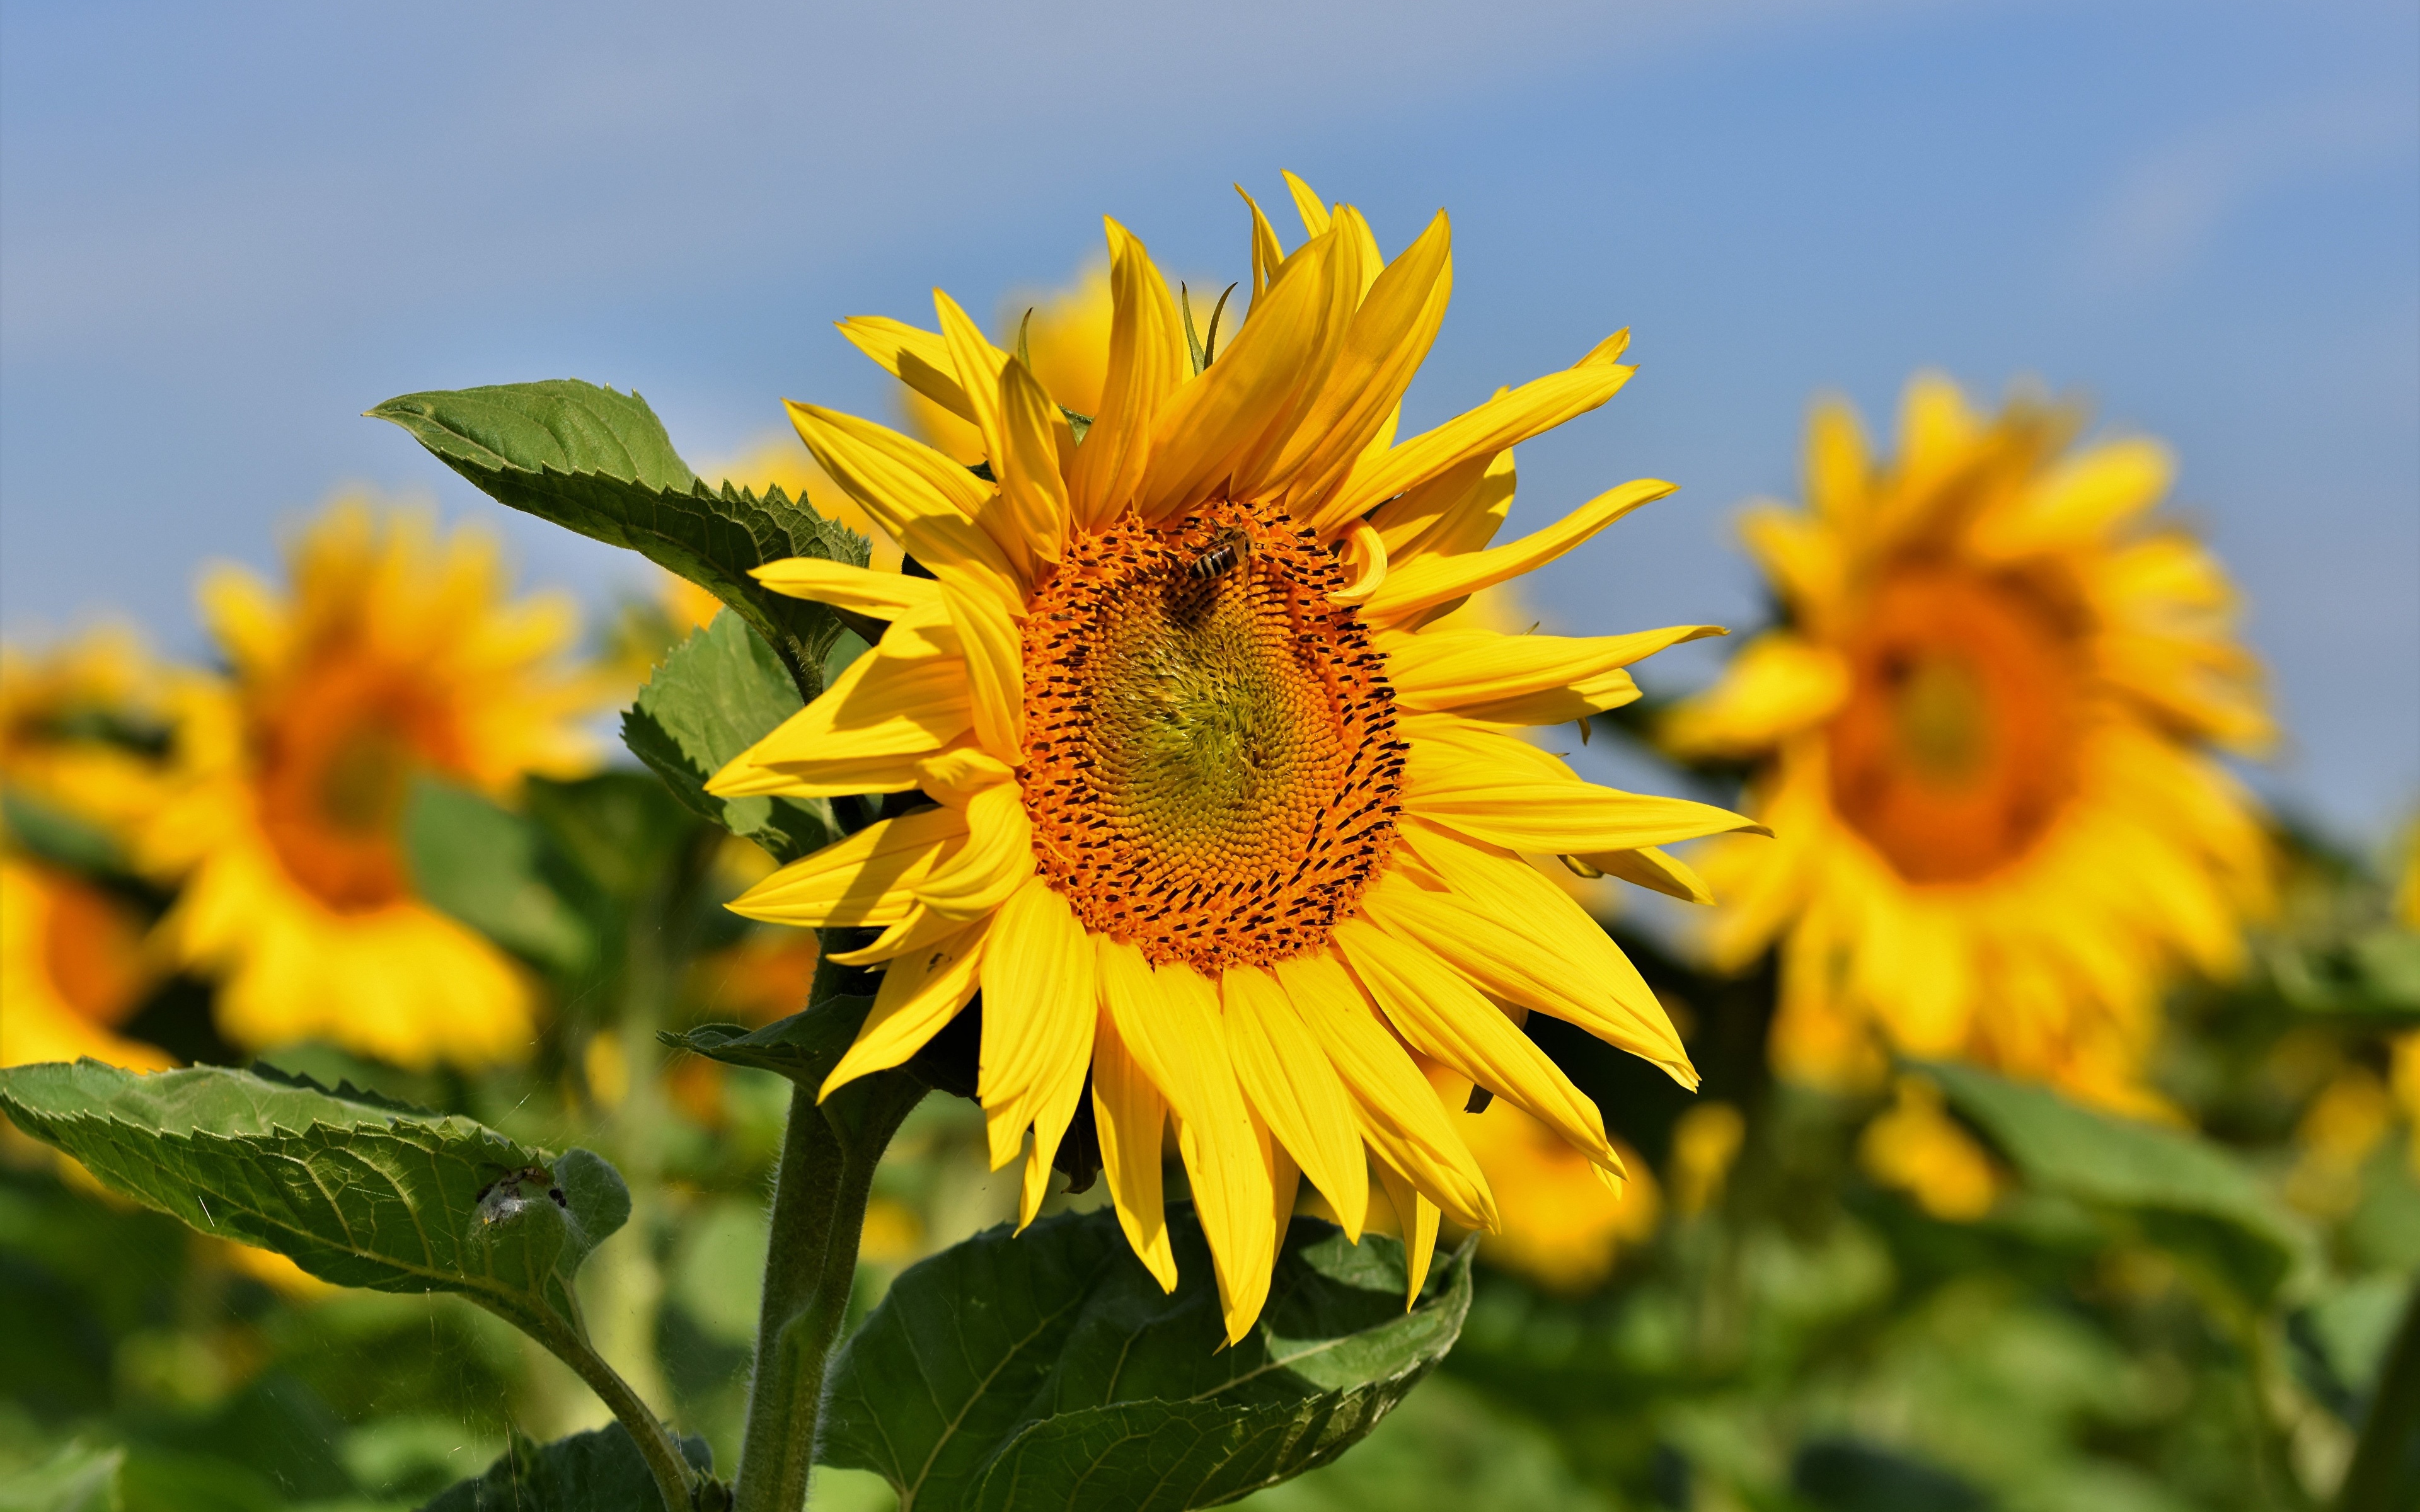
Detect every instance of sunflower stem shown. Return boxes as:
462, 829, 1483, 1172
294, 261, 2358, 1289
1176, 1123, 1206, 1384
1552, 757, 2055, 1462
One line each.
732, 954, 925, 1512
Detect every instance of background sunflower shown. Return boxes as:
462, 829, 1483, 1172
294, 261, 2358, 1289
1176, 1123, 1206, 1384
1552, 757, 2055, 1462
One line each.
1667, 375, 2273, 1116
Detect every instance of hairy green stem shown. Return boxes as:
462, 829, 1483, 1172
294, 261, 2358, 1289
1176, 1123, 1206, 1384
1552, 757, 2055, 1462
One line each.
2337, 1274, 2420, 1512
733, 1080, 846, 1511
516, 1305, 696, 1511
732, 1071, 921, 1511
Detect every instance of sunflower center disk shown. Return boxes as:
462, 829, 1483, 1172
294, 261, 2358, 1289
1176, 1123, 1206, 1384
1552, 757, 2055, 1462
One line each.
1826, 564, 2083, 885
1019, 500, 1403, 973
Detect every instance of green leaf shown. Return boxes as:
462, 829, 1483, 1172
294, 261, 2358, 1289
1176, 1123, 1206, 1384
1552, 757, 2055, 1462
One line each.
621, 613, 836, 863
418, 1425, 718, 1512
0, 1441, 124, 1512
0, 1060, 628, 1343
368, 379, 866, 694
1223, 1374, 1614, 1512
819, 1205, 1475, 1511
1926, 1061, 2314, 1304
405, 779, 599, 981
662, 997, 868, 1086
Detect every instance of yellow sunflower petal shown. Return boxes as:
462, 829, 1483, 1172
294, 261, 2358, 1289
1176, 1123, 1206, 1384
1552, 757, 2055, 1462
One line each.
1281, 169, 1333, 238
1316, 345, 1640, 534
1098, 942, 1275, 1342
1223, 965, 1370, 1240
1405, 732, 1763, 853
933, 288, 1012, 466
1360, 868, 1690, 1076
1659, 632, 1848, 757
751, 556, 943, 620
1739, 504, 1844, 617
824, 903, 968, 968
710, 641, 971, 796
1133, 227, 1346, 522
912, 782, 1034, 921
997, 357, 1072, 570
1385, 623, 1724, 721
1271, 950, 1494, 1230
1236, 185, 1285, 305
1334, 918, 1618, 1171
1804, 395, 1869, 523
978, 878, 1096, 1176
834, 315, 974, 424
1090, 995, 1178, 1292
1400, 818, 1695, 1083
1372, 1159, 1441, 1308
1264, 210, 1453, 511
785, 402, 989, 539
723, 803, 965, 929
1068, 219, 1189, 532
1572, 845, 1716, 906
1368, 446, 1514, 563
821, 915, 989, 1097
1328, 519, 1388, 605
1364, 478, 1675, 626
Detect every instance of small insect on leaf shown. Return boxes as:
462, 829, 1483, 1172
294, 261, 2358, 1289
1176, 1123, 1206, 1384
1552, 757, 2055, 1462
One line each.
475, 1164, 568, 1227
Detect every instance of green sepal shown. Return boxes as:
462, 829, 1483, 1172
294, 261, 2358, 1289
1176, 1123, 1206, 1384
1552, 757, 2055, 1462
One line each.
367, 379, 865, 696
817, 1205, 1475, 1511
0, 1060, 629, 1343
621, 613, 836, 864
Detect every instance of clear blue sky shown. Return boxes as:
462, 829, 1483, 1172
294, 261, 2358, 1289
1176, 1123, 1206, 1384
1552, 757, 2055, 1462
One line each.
3, 0, 2412, 841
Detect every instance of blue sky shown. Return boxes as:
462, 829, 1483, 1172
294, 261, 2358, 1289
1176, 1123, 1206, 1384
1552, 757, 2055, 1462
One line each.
3, 0, 2412, 840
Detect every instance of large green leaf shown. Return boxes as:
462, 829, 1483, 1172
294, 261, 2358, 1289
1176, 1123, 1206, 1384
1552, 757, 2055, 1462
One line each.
1926, 1061, 2313, 1303
621, 613, 836, 864
819, 1205, 1475, 1511
418, 1425, 718, 1512
367, 379, 865, 694
0, 1061, 628, 1343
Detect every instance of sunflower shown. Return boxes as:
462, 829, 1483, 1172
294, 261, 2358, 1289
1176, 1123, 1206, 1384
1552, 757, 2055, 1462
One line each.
708, 174, 1757, 1339
144, 498, 601, 1069
1667, 375, 2271, 1114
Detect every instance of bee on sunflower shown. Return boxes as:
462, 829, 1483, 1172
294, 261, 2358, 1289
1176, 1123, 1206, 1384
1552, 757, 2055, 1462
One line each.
703, 174, 1760, 1340
142, 497, 603, 1070
1666, 374, 2273, 1119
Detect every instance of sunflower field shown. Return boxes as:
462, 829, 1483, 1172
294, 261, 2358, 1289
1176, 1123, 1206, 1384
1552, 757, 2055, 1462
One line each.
2, 168, 2414, 1512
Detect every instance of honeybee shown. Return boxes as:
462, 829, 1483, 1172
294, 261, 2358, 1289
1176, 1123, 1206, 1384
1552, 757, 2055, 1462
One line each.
1189, 527, 1248, 580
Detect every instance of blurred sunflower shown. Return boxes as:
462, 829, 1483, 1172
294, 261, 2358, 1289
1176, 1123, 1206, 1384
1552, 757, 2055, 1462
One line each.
1, 625, 179, 839
0, 860, 169, 1071
144, 498, 601, 1069
1454, 1100, 1658, 1293
1668, 375, 2271, 1115
709, 173, 1756, 1339
1, 629, 183, 1072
